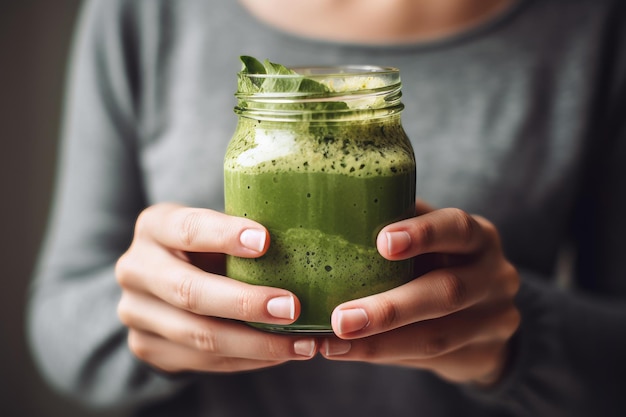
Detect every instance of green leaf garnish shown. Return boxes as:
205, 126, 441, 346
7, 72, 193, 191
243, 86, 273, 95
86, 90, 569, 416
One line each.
237, 56, 349, 113
238, 56, 330, 94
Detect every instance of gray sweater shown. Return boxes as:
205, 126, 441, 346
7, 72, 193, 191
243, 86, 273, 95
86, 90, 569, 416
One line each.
27, 0, 626, 416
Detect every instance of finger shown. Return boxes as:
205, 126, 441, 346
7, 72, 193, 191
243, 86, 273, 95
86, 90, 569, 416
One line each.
322, 338, 511, 385
117, 246, 301, 322
135, 203, 270, 257
394, 340, 512, 385
127, 329, 287, 373
331, 265, 486, 337
332, 253, 518, 338
321, 303, 519, 362
118, 290, 316, 361
377, 208, 497, 260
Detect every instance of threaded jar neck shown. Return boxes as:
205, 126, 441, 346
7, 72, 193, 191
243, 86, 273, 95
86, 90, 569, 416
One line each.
235, 65, 404, 122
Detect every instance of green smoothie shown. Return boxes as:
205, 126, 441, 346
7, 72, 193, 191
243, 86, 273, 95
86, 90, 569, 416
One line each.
225, 119, 415, 331
224, 57, 416, 332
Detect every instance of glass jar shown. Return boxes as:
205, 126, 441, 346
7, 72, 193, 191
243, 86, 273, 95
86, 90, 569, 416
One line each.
224, 65, 416, 333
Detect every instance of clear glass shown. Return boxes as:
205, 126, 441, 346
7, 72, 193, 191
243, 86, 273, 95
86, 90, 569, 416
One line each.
224, 66, 416, 333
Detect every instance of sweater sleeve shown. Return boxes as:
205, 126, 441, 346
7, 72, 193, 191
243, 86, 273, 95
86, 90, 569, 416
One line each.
26, 0, 192, 410
467, 272, 626, 417
464, 5, 626, 414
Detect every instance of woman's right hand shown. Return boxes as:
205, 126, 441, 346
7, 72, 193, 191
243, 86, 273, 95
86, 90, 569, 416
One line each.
115, 203, 318, 374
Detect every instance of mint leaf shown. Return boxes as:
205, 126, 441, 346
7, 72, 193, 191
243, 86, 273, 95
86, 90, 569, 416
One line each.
240, 56, 267, 75
297, 78, 331, 94
238, 56, 330, 94
262, 59, 295, 76
237, 56, 349, 112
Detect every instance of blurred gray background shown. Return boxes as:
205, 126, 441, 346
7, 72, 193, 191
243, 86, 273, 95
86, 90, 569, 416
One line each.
1, 1, 121, 416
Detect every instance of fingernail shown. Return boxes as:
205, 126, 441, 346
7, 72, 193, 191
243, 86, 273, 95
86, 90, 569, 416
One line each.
240, 229, 267, 252
336, 308, 369, 335
267, 295, 295, 320
323, 339, 352, 356
386, 231, 411, 255
294, 339, 316, 357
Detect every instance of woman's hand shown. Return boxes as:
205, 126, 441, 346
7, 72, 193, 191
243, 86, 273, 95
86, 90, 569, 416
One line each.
319, 201, 521, 385
115, 203, 317, 374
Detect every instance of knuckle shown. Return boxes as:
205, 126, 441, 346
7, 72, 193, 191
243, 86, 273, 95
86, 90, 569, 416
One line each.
116, 295, 132, 327
374, 294, 400, 329
510, 308, 522, 334
362, 339, 382, 360
449, 208, 477, 246
503, 306, 522, 338
419, 334, 450, 357
437, 271, 468, 313
505, 263, 521, 296
133, 208, 152, 238
177, 210, 203, 248
493, 261, 520, 299
190, 327, 219, 353
484, 348, 505, 380
234, 288, 259, 318
260, 335, 288, 359
127, 330, 150, 361
176, 273, 201, 312
481, 218, 499, 242
114, 253, 134, 288
412, 219, 437, 248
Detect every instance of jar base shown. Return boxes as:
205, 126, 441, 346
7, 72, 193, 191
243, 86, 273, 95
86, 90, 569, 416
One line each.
247, 322, 334, 335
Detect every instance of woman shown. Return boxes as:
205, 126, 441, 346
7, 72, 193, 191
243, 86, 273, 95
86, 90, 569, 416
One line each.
28, 0, 626, 416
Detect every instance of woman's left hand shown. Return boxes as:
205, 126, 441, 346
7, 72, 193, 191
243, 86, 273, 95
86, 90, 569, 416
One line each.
319, 200, 521, 386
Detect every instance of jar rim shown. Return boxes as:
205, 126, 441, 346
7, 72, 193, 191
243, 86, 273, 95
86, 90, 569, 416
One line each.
245, 65, 400, 79
236, 65, 402, 98
235, 64, 403, 121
